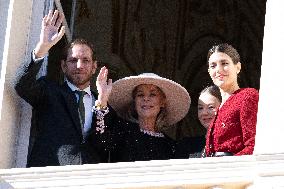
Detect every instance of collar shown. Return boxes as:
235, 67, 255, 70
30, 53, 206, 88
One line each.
140, 128, 165, 138
65, 79, 92, 96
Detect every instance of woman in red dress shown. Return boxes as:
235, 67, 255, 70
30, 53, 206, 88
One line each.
205, 43, 259, 157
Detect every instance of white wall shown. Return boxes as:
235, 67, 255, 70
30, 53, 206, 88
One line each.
0, 0, 34, 168
0, 0, 10, 75
254, 1, 284, 155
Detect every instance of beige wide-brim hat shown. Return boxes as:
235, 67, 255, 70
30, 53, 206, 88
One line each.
108, 73, 191, 125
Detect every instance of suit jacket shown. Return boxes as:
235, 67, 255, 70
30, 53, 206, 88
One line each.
205, 88, 259, 156
15, 56, 108, 167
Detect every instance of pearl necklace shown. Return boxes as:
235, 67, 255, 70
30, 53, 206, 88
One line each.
140, 128, 165, 138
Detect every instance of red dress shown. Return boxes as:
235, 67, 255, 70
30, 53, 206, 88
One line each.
205, 88, 259, 156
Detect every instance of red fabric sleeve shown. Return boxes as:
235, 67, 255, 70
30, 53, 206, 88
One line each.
235, 89, 259, 155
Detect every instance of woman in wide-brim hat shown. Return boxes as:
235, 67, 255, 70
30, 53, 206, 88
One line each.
90, 66, 190, 162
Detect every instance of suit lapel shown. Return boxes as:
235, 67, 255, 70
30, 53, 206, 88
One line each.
61, 83, 83, 138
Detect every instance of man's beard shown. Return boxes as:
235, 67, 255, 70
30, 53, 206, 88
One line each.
65, 73, 92, 87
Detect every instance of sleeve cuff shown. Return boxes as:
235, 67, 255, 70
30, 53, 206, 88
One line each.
32, 49, 47, 63
92, 105, 110, 134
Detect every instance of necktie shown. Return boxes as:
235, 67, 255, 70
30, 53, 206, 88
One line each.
75, 90, 87, 129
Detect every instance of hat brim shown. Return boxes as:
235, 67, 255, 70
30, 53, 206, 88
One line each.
108, 75, 191, 125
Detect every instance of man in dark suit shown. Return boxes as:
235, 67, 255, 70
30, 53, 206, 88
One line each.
15, 10, 107, 167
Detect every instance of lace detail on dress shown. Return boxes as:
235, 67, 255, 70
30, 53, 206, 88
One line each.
140, 128, 165, 138
92, 106, 109, 133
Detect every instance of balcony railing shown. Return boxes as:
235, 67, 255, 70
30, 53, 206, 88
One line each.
1, 153, 284, 189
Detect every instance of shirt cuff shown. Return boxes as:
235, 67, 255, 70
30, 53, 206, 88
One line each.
32, 49, 47, 63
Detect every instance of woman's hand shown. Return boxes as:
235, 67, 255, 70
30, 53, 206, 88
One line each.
96, 66, 112, 107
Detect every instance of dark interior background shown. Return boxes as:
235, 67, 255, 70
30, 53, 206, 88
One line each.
47, 0, 267, 140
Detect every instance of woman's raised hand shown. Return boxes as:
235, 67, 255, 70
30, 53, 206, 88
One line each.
96, 66, 112, 107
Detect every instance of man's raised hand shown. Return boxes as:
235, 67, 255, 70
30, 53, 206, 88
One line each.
35, 10, 65, 58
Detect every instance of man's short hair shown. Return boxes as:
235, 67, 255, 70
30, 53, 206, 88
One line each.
61, 38, 96, 61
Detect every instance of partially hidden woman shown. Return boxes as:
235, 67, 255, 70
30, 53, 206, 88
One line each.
175, 85, 221, 158
205, 43, 259, 157
198, 85, 221, 131
89, 67, 191, 162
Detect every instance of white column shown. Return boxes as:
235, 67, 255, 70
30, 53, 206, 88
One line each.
0, 0, 34, 168
14, 0, 48, 168
254, 1, 284, 154
0, 1, 10, 69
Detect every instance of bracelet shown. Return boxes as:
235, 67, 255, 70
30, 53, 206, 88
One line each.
92, 104, 110, 134
95, 100, 107, 110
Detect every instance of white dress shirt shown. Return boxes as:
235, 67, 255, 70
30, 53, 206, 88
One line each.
66, 80, 94, 136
